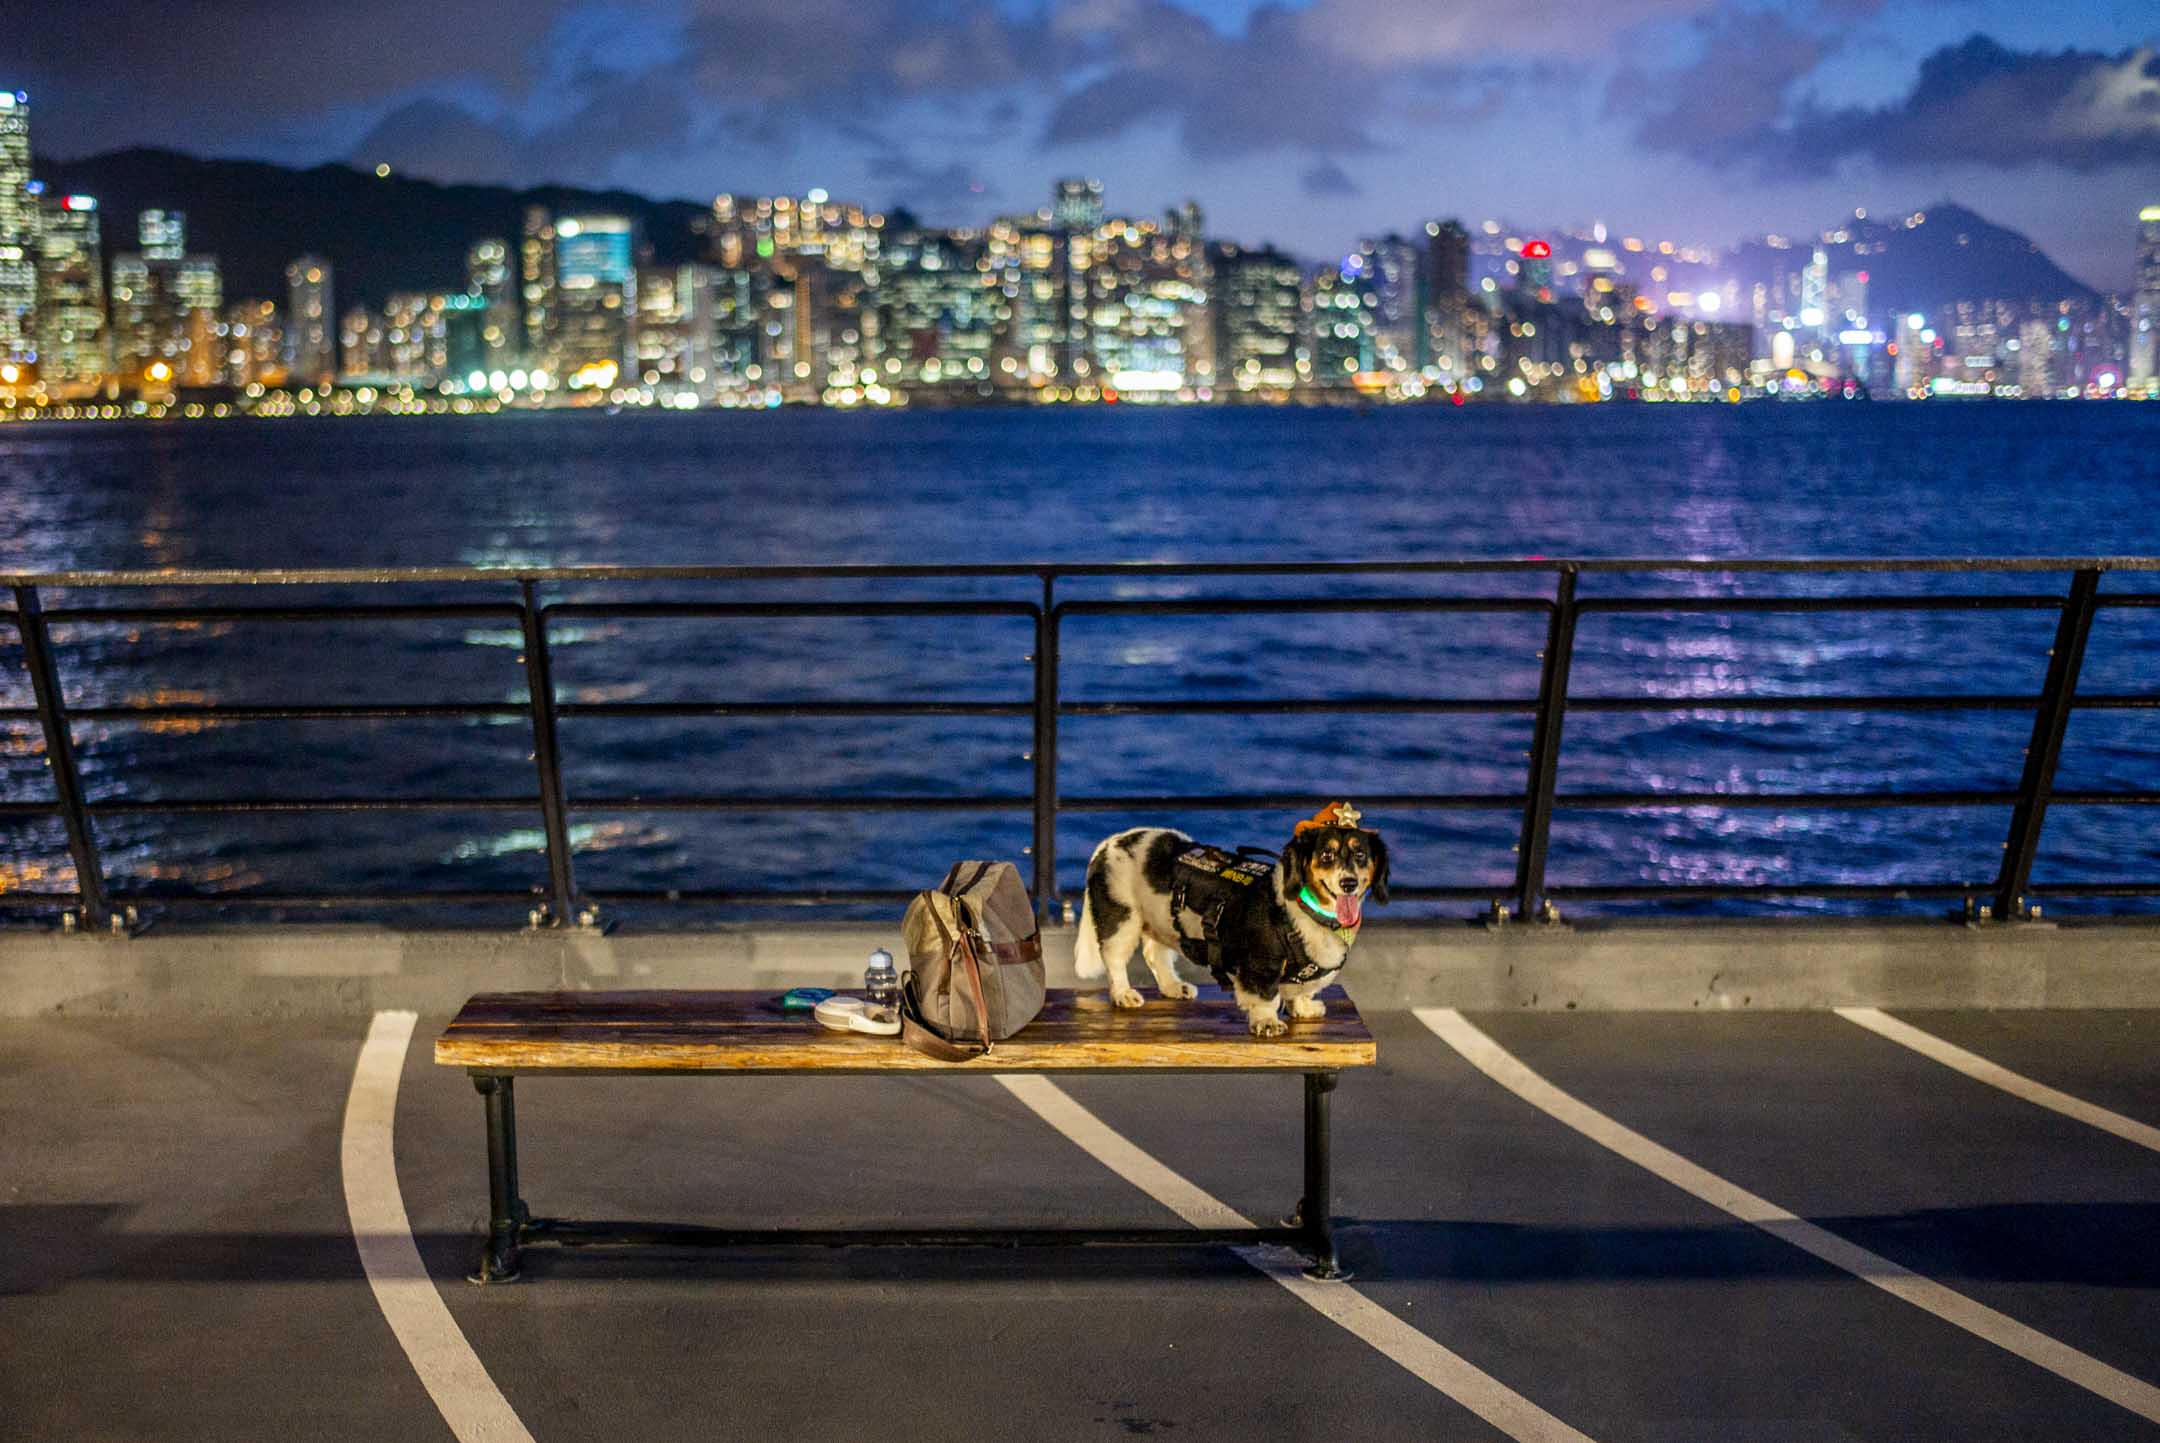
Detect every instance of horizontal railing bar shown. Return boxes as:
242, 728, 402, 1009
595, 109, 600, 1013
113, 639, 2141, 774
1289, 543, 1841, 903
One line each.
9, 558, 2160, 589
107, 890, 538, 908
1566, 693, 2041, 712
574, 795, 1032, 812
1056, 598, 1551, 617
66, 703, 530, 722
1578, 595, 2064, 614
2069, 694, 2160, 710
0, 708, 32, 722
544, 601, 1037, 620
2094, 594, 2160, 608
1061, 698, 1540, 715
2025, 882, 2160, 897
2050, 790, 2160, 805
1552, 790, 2017, 809
558, 700, 1033, 718
1059, 793, 1520, 812
44, 603, 521, 625
86, 797, 538, 815
0, 801, 62, 817
1547, 882, 1986, 900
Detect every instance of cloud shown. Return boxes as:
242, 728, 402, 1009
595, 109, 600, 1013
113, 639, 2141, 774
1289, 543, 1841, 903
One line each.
1610, 10, 1834, 163
1631, 34, 2160, 177
1300, 159, 1360, 196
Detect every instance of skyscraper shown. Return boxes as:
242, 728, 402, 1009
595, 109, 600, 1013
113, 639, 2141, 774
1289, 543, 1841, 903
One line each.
520, 206, 556, 373
466, 238, 517, 369
0, 90, 37, 363
285, 255, 335, 387
2131, 205, 2160, 389
1053, 178, 1104, 233
139, 209, 186, 260
36, 193, 105, 394
553, 214, 638, 382
1211, 242, 1302, 392
1423, 219, 1472, 375
175, 255, 222, 386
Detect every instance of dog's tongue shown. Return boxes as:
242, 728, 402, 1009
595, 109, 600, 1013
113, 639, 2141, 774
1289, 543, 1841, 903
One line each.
1335, 892, 1362, 929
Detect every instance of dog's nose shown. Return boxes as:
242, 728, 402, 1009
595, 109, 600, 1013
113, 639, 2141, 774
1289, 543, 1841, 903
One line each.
1338, 875, 1361, 892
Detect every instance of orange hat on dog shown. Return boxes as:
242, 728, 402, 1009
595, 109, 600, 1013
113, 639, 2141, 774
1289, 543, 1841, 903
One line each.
1295, 801, 1364, 834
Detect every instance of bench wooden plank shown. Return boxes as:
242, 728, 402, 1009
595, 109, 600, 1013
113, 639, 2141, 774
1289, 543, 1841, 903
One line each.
435, 986, 1374, 1072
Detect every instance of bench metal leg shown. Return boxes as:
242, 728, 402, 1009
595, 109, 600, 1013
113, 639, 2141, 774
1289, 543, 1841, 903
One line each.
471, 1075, 528, 1283
1296, 1070, 1345, 1280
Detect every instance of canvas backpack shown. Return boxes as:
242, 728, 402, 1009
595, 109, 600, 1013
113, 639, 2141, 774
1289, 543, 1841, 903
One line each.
900, 861, 1045, 1060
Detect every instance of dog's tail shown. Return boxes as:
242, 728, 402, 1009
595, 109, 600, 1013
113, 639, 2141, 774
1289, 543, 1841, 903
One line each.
1071, 839, 1110, 979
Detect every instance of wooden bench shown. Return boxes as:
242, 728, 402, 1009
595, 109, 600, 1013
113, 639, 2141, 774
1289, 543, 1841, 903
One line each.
435, 985, 1376, 1283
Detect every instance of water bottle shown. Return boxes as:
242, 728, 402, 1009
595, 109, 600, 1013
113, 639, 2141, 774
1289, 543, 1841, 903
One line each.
864, 947, 899, 1014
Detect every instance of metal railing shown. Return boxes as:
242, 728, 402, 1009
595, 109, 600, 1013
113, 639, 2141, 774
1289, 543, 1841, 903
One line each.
3, 558, 2157, 931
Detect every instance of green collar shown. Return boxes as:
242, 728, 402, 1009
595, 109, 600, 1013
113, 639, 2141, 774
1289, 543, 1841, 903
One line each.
1297, 885, 1359, 933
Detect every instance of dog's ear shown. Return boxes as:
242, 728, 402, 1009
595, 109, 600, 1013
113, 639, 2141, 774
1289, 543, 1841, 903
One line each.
1364, 830, 1390, 904
1281, 828, 1313, 889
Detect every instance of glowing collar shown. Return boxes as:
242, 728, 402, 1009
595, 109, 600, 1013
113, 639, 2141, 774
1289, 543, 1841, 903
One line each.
1297, 885, 1358, 931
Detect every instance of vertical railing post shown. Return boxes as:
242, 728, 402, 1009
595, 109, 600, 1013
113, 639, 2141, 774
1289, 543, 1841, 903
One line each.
518, 580, 578, 927
1032, 573, 1061, 918
1993, 567, 2101, 921
11, 585, 111, 933
1514, 566, 1578, 923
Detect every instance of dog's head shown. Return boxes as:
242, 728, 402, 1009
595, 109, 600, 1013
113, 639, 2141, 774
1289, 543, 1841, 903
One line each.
1283, 802, 1389, 929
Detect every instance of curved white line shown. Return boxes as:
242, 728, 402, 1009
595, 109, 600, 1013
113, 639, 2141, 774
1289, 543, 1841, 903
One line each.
1835, 1007, 2160, 1154
1416, 1007, 2160, 1427
995, 1074, 1597, 1443
342, 1010, 535, 1443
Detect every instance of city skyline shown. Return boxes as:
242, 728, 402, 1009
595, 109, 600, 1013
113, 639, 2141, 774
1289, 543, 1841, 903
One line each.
3, 84, 2155, 412
9, 1, 2158, 292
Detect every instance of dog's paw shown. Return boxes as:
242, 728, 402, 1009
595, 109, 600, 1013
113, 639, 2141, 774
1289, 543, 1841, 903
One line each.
1289, 995, 1327, 1020
1111, 987, 1146, 1009
1247, 1013, 1289, 1039
1163, 980, 1199, 1001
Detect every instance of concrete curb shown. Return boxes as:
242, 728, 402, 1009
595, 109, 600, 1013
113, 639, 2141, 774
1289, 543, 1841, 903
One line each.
3, 920, 2156, 1018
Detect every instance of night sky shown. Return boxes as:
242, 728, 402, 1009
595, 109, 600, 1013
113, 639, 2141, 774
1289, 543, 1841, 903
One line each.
16, 0, 2160, 287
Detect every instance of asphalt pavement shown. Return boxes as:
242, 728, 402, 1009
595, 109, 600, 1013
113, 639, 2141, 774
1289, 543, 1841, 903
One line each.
4, 1007, 2157, 1441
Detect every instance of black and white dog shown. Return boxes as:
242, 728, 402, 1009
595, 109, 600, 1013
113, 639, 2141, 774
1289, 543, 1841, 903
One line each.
1074, 803, 1389, 1036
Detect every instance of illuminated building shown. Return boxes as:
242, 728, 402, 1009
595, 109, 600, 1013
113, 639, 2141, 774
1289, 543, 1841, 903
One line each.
986, 215, 1081, 387
873, 222, 995, 389
1088, 219, 1208, 395
703, 191, 885, 274
1053, 178, 1104, 233
2015, 317, 2055, 398
436, 293, 489, 384
1797, 247, 1829, 338
2132, 206, 2160, 389
633, 262, 725, 390
1423, 219, 1472, 375
380, 293, 437, 381
553, 213, 638, 382
109, 255, 156, 377
1211, 242, 1301, 392
35, 193, 106, 394
174, 255, 222, 386
223, 298, 283, 388
520, 206, 556, 372
340, 304, 385, 379
1352, 235, 1420, 373
466, 238, 517, 369
0, 90, 38, 362
1305, 262, 1377, 384
140, 209, 185, 261
285, 255, 335, 386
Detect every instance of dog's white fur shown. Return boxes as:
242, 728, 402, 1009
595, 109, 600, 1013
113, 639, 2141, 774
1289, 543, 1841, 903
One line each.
1075, 827, 1354, 1037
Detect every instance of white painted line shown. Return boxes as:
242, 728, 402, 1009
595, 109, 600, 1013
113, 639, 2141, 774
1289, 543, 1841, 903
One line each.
995, 1074, 1598, 1443
342, 1011, 535, 1443
1835, 1007, 2160, 1155
1414, 1008, 2160, 1427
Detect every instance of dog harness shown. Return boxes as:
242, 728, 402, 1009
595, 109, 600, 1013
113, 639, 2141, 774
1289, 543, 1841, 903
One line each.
1167, 846, 1339, 990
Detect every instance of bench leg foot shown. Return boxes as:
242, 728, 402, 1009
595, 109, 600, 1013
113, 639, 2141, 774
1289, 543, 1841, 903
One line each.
469, 1074, 528, 1284
1297, 1071, 1349, 1281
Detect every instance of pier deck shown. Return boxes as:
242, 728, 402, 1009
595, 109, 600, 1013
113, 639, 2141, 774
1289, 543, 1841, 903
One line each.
6, 1002, 2157, 1440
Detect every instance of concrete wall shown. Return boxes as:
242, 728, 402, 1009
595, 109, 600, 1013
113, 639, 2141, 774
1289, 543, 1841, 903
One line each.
2, 919, 2154, 1017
